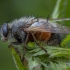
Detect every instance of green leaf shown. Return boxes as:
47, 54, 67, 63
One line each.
52, 0, 68, 18
52, 0, 61, 19
9, 46, 27, 70
28, 57, 41, 70
27, 42, 36, 48
61, 35, 70, 47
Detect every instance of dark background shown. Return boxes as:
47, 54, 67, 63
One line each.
0, 0, 70, 70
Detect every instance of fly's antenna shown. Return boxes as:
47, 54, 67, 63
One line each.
0, 27, 1, 35
36, 14, 39, 22
46, 15, 50, 23
50, 18, 70, 21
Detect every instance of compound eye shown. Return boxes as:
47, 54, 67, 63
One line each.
2, 23, 8, 37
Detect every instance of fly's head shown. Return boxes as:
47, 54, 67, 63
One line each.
0, 23, 11, 42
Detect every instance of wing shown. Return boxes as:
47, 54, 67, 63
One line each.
24, 20, 70, 34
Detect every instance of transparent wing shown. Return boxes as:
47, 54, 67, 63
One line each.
24, 21, 70, 34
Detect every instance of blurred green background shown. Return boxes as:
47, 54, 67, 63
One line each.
0, 0, 70, 70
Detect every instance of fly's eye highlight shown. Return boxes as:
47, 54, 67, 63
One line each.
2, 23, 8, 37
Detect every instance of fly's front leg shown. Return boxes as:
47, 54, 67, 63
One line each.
21, 33, 29, 64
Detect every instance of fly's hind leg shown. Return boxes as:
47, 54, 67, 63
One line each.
31, 32, 47, 54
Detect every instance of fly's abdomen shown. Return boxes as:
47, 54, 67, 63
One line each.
34, 32, 51, 42
47, 33, 65, 46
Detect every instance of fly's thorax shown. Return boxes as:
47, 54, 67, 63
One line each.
9, 17, 36, 28
9, 17, 36, 43
11, 23, 27, 43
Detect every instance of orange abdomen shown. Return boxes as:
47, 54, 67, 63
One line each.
28, 32, 51, 42
34, 32, 51, 42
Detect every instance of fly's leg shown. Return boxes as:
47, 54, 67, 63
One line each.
23, 33, 29, 50
8, 33, 29, 64
31, 32, 47, 54
21, 33, 29, 64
